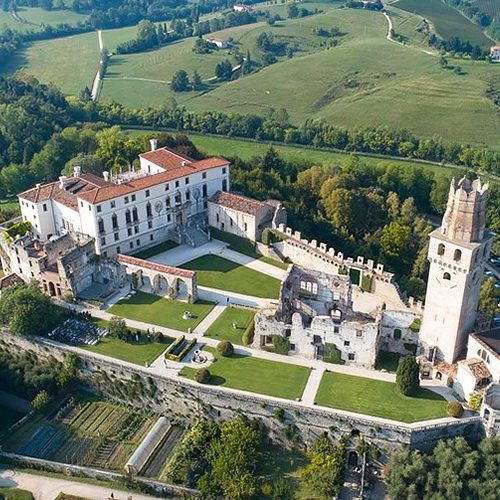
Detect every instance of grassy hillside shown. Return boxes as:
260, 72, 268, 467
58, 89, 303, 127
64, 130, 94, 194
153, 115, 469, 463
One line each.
0, 7, 88, 33
394, 0, 493, 46
0, 31, 99, 95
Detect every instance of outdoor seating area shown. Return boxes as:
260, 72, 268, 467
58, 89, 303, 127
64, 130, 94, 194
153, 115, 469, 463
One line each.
49, 318, 107, 346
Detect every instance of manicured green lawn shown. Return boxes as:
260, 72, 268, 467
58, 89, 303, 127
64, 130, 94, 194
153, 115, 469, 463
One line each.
315, 371, 447, 423
83, 334, 171, 366
181, 255, 282, 299
0, 487, 34, 500
107, 291, 215, 332
204, 306, 255, 344
210, 227, 289, 270
180, 347, 310, 400
132, 240, 178, 260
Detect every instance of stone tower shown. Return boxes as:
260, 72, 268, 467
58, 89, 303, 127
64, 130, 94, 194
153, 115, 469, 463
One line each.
420, 177, 493, 363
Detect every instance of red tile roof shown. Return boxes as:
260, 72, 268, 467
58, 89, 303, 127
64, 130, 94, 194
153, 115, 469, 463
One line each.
18, 175, 113, 211
208, 191, 271, 216
19, 148, 229, 206
117, 254, 195, 279
139, 146, 195, 170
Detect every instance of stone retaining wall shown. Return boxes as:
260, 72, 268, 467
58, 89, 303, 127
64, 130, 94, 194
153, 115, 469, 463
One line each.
0, 330, 483, 454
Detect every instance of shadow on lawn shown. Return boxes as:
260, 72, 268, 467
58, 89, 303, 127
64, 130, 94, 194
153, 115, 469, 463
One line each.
181, 255, 240, 273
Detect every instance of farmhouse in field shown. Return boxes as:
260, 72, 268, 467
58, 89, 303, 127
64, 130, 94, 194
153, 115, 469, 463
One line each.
490, 46, 500, 62
208, 191, 286, 241
233, 3, 253, 12
207, 38, 229, 49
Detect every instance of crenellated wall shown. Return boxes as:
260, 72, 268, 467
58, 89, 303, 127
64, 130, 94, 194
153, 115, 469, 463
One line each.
274, 224, 424, 314
0, 330, 484, 454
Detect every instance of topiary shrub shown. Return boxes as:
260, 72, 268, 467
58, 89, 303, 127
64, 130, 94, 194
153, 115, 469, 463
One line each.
396, 356, 420, 396
274, 407, 285, 422
195, 368, 211, 384
447, 402, 464, 418
242, 322, 255, 345
468, 392, 482, 411
217, 340, 234, 357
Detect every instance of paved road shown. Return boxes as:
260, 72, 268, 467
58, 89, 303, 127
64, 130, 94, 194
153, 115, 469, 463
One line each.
0, 469, 157, 500
91, 30, 103, 100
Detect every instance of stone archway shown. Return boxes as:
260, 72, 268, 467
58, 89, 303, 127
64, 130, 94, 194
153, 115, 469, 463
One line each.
174, 278, 189, 301
48, 282, 56, 296
152, 274, 169, 296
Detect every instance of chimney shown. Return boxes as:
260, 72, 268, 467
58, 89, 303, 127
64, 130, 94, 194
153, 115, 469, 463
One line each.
73, 165, 82, 177
59, 176, 68, 189
35, 183, 41, 189
150, 139, 158, 151
103, 171, 110, 182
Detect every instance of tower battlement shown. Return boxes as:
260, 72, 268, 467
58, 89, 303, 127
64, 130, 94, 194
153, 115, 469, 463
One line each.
441, 177, 489, 243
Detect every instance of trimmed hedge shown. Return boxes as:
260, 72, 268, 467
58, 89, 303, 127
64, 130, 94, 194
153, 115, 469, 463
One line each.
447, 402, 464, 418
261, 228, 284, 246
164, 335, 197, 362
242, 322, 255, 345
361, 274, 373, 292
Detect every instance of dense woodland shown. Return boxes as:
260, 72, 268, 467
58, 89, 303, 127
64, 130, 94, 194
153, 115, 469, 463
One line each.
387, 436, 500, 499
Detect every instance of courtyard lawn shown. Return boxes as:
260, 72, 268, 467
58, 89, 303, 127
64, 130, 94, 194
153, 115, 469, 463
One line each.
107, 291, 215, 332
0, 488, 34, 500
180, 255, 281, 299
204, 306, 256, 344
132, 240, 178, 260
82, 320, 172, 365
180, 347, 310, 400
210, 227, 289, 270
315, 371, 447, 423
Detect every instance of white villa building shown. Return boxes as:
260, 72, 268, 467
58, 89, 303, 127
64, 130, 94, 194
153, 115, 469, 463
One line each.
17, 141, 230, 257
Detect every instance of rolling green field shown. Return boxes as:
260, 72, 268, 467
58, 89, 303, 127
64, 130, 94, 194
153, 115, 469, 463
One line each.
102, 25, 139, 53
103, 8, 500, 148
394, 0, 493, 46
0, 31, 99, 95
186, 133, 458, 177
0, 7, 88, 33
180, 346, 311, 400
316, 371, 448, 422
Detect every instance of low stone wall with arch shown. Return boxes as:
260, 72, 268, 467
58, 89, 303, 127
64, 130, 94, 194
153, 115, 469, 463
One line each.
117, 254, 198, 303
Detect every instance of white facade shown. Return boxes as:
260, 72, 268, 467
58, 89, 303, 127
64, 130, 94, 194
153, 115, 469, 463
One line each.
420, 178, 493, 363
208, 192, 280, 241
18, 147, 230, 257
491, 46, 500, 62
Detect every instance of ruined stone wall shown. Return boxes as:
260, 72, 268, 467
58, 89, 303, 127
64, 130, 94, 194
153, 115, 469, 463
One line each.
0, 330, 483, 453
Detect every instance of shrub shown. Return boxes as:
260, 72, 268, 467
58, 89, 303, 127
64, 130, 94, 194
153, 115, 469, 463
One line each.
195, 369, 211, 384
32, 390, 49, 411
361, 274, 373, 292
447, 402, 464, 418
396, 357, 420, 396
242, 322, 255, 345
323, 343, 345, 365
393, 328, 402, 340
217, 340, 234, 357
274, 407, 285, 422
469, 392, 482, 411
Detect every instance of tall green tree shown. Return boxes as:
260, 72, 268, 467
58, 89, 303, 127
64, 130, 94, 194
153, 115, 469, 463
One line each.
396, 356, 420, 396
170, 70, 190, 92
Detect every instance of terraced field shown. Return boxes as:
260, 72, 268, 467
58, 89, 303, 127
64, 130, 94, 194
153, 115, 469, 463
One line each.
4, 397, 155, 471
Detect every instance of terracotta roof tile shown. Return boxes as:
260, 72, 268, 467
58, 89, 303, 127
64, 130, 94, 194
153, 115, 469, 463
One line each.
462, 358, 492, 379
139, 146, 195, 170
208, 191, 270, 216
117, 254, 195, 279
0, 273, 24, 291
19, 148, 229, 206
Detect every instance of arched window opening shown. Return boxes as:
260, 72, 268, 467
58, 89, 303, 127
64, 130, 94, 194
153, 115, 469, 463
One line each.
437, 243, 445, 256
443, 272, 451, 280
454, 249, 462, 262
